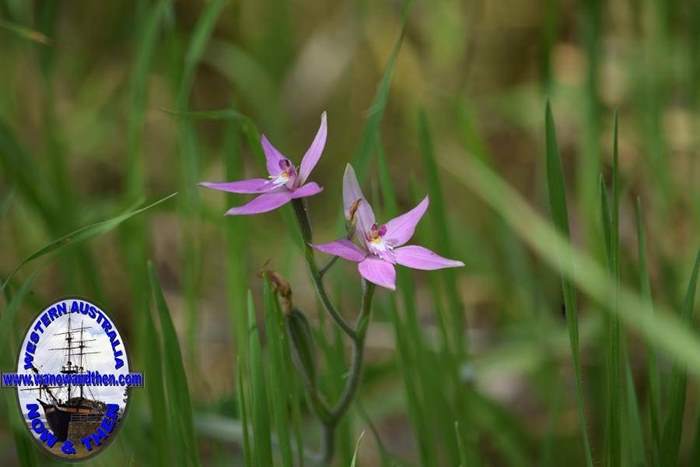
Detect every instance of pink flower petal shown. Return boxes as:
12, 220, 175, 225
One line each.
291, 182, 323, 199
199, 178, 276, 194
394, 245, 464, 270
342, 164, 375, 235
298, 112, 327, 184
358, 257, 396, 290
384, 196, 429, 247
225, 191, 292, 216
312, 239, 367, 262
261, 135, 287, 177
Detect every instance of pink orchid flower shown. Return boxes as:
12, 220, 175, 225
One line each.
200, 112, 327, 215
313, 164, 464, 290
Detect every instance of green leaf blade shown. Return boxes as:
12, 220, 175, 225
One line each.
148, 261, 201, 467
660, 250, 700, 465
2, 193, 177, 291
544, 102, 594, 467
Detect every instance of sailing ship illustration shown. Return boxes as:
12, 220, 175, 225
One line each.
24, 314, 107, 442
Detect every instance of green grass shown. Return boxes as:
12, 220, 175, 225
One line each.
2, 193, 176, 291
176, 0, 228, 371
636, 199, 661, 466
149, 261, 200, 467
141, 265, 170, 467
544, 102, 593, 467
660, 251, 700, 465
2, 275, 39, 467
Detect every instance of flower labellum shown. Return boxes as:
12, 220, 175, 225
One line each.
313, 164, 464, 290
199, 112, 327, 215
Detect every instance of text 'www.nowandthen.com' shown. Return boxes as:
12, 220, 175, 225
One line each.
1, 371, 144, 388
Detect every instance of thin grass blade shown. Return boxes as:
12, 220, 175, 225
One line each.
544, 102, 594, 467
441, 150, 700, 378
417, 110, 465, 355
350, 431, 365, 467
348, 0, 414, 182
600, 171, 621, 467
455, 421, 470, 467
247, 292, 273, 466
636, 199, 661, 465
263, 278, 293, 467
176, 0, 228, 368
0, 18, 51, 45
660, 250, 700, 465
141, 274, 171, 467
2, 193, 177, 291
237, 357, 254, 467
148, 261, 201, 467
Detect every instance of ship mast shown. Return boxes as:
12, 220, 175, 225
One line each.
66, 313, 72, 401
79, 321, 85, 399
50, 314, 98, 404
23, 314, 100, 406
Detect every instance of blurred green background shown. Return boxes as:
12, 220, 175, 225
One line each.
2, 0, 700, 466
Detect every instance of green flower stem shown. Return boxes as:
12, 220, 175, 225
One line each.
319, 281, 375, 466
291, 199, 356, 339
307, 385, 332, 425
330, 280, 375, 419
319, 255, 340, 277
290, 198, 376, 465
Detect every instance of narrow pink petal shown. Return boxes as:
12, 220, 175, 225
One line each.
291, 182, 323, 199
199, 178, 275, 194
358, 257, 396, 290
342, 164, 364, 217
298, 112, 327, 184
225, 191, 292, 216
312, 239, 367, 262
342, 164, 375, 234
261, 135, 286, 176
384, 196, 429, 247
394, 245, 464, 270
